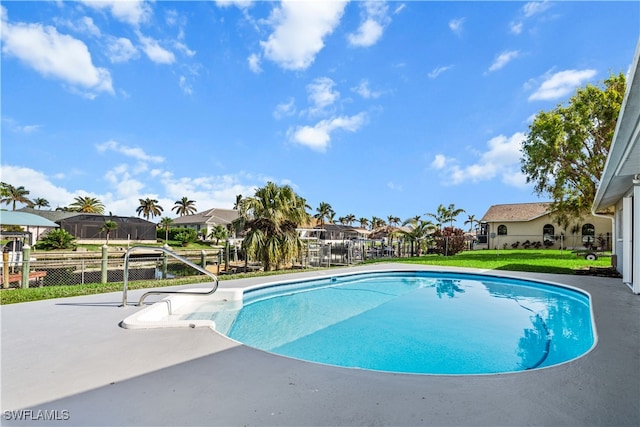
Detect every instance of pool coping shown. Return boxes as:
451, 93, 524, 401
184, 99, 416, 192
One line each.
1, 263, 639, 426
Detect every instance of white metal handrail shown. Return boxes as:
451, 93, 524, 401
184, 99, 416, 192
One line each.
121, 245, 219, 307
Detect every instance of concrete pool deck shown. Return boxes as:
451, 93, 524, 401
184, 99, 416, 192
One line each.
1, 263, 638, 426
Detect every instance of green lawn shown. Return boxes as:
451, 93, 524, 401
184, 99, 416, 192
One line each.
0, 249, 614, 305
376, 249, 612, 275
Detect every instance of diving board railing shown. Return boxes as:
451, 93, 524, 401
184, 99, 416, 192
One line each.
121, 245, 219, 307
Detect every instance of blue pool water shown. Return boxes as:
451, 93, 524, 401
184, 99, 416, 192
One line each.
223, 271, 595, 374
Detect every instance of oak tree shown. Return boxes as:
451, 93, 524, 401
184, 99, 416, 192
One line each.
521, 73, 626, 227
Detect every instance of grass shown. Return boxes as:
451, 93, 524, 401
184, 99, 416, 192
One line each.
0, 249, 613, 305
371, 249, 612, 275
0, 267, 330, 305
73, 241, 220, 251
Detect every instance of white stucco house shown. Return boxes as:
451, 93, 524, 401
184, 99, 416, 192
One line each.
477, 202, 612, 251
170, 208, 240, 239
593, 41, 640, 294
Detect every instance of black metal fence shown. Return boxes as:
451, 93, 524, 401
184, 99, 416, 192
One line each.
1, 235, 611, 289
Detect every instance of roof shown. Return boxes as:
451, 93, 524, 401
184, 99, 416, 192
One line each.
171, 208, 240, 226
368, 225, 411, 240
0, 210, 59, 227
318, 223, 363, 232
593, 40, 640, 212
18, 208, 155, 225
480, 202, 552, 222
18, 207, 100, 222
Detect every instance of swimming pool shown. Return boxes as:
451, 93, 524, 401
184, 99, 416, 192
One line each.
122, 270, 596, 375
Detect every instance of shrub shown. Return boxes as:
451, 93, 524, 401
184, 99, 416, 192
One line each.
35, 229, 76, 250
173, 228, 198, 246
432, 227, 466, 256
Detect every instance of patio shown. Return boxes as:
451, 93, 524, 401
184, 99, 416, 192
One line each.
1, 264, 638, 426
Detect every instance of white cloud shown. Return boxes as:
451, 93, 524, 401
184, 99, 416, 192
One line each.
158, 172, 258, 211
0, 163, 265, 218
75, 16, 101, 37
104, 164, 146, 198
137, 32, 175, 64
306, 77, 340, 115
215, 0, 253, 9
488, 50, 520, 72
511, 1, 552, 35
165, 9, 178, 26
348, 19, 383, 48
387, 181, 403, 191
259, 0, 347, 70
347, 1, 389, 48
1, 11, 114, 96
2, 117, 42, 134
96, 140, 165, 163
273, 97, 296, 119
523, 1, 551, 18
449, 17, 465, 36
393, 4, 406, 14
289, 113, 367, 152
173, 41, 196, 57
79, 0, 151, 26
428, 65, 453, 79
352, 79, 382, 99
509, 21, 523, 35
431, 154, 452, 170
528, 69, 597, 101
433, 133, 528, 187
247, 53, 262, 73
106, 36, 138, 63
179, 75, 193, 95
0, 165, 84, 211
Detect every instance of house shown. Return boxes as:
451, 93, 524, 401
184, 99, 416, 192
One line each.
593, 41, 640, 294
19, 208, 156, 244
170, 208, 240, 239
477, 202, 612, 251
0, 210, 59, 245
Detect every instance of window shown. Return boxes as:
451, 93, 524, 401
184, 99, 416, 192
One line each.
543, 224, 555, 241
582, 223, 595, 245
497, 225, 507, 236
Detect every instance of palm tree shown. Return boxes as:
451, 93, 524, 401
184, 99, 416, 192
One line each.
136, 198, 163, 220
445, 203, 466, 228
358, 217, 370, 229
208, 224, 229, 245
426, 204, 449, 230
241, 182, 310, 271
99, 220, 118, 244
172, 197, 197, 216
32, 197, 50, 209
405, 215, 422, 224
464, 214, 479, 232
0, 183, 33, 210
314, 202, 334, 227
68, 196, 105, 213
371, 216, 386, 230
399, 219, 436, 256
343, 214, 356, 226
233, 194, 243, 210
387, 215, 401, 227
159, 217, 173, 241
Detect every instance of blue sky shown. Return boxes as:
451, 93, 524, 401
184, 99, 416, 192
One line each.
2, 1, 639, 226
